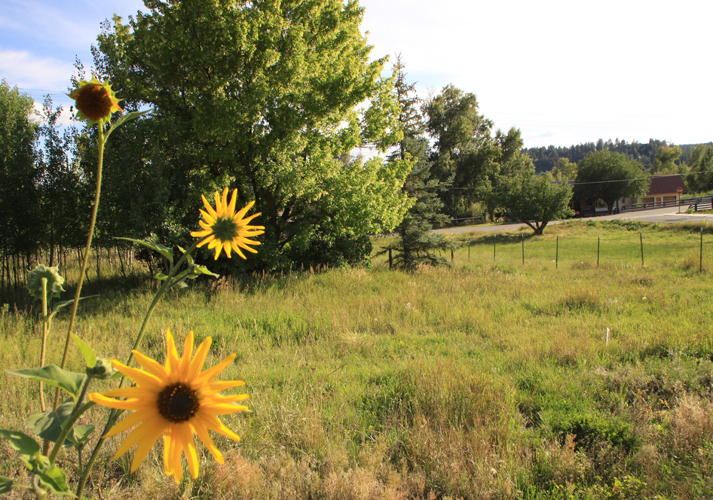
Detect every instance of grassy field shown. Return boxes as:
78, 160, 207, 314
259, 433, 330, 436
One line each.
2, 220, 713, 499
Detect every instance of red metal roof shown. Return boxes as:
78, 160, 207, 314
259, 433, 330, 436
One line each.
646, 175, 686, 196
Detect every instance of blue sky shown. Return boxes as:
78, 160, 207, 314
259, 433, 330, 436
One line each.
1, 0, 711, 148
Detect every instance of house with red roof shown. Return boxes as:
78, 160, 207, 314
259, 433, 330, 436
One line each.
621, 174, 687, 209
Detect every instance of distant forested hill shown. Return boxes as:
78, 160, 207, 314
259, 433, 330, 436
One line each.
524, 139, 713, 173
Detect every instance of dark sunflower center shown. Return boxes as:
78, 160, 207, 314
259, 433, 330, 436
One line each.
76, 84, 113, 121
211, 217, 239, 242
157, 383, 200, 423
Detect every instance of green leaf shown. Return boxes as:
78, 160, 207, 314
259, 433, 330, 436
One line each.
0, 476, 13, 494
0, 429, 40, 458
173, 281, 189, 289
116, 237, 173, 266
66, 424, 96, 448
177, 245, 194, 265
38, 466, 74, 496
71, 334, 96, 368
155, 272, 168, 281
50, 295, 98, 319
5, 366, 86, 400
104, 109, 151, 141
191, 264, 219, 279
26, 401, 75, 444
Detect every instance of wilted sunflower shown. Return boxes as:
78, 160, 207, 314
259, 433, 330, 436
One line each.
191, 187, 265, 260
88, 329, 248, 483
69, 77, 123, 125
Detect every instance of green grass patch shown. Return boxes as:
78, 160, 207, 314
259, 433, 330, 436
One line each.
2, 220, 713, 499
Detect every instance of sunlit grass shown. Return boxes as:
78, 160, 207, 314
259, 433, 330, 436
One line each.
2, 220, 713, 499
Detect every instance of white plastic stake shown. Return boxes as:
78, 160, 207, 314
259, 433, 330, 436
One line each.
606, 327, 610, 346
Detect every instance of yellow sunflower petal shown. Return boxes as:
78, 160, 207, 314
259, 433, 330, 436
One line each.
227, 189, 238, 217
195, 353, 236, 386
215, 190, 224, 218
87, 393, 154, 411
200, 403, 249, 415
234, 201, 255, 221
171, 424, 185, 483
223, 242, 232, 259
201, 195, 218, 220
111, 361, 163, 389
130, 418, 167, 473
133, 351, 168, 380
201, 380, 245, 396
100, 386, 159, 400
190, 420, 224, 464
187, 337, 213, 381
231, 242, 247, 260
179, 423, 200, 479
104, 410, 153, 438
165, 328, 180, 376
196, 235, 215, 248
199, 209, 216, 225
195, 412, 241, 442
112, 415, 162, 460
178, 331, 195, 380
163, 432, 173, 476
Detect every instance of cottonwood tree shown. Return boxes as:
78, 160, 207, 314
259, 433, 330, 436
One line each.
501, 172, 573, 235
573, 150, 648, 214
94, 0, 412, 270
0, 80, 39, 287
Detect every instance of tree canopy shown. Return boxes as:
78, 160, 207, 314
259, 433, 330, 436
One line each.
93, 0, 412, 270
501, 172, 573, 235
573, 150, 649, 214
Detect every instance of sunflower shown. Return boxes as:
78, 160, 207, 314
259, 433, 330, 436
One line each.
191, 187, 265, 260
68, 77, 123, 125
88, 329, 248, 483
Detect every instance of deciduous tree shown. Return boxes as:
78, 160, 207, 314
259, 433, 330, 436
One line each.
573, 150, 648, 214
94, 0, 412, 270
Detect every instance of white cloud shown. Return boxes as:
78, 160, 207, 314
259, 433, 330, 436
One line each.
0, 50, 74, 90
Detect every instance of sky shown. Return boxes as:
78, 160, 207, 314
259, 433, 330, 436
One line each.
1, 0, 711, 149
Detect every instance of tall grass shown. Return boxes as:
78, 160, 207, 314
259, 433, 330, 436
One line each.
2, 220, 713, 499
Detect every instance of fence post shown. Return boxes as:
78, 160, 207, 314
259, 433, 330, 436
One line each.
597, 233, 600, 267
468, 243, 471, 261
451, 248, 454, 263
556, 234, 559, 269
521, 234, 524, 265
388, 248, 392, 270
640, 230, 644, 267
700, 227, 704, 273
493, 234, 496, 261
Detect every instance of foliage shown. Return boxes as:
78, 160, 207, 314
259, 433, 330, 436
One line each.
686, 144, 713, 192
573, 150, 649, 214
0, 79, 39, 263
383, 56, 451, 271
93, 0, 412, 271
653, 145, 684, 175
500, 172, 573, 234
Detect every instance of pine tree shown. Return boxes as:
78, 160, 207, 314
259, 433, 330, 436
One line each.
383, 56, 453, 271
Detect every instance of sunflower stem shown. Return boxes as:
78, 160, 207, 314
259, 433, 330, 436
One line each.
53, 124, 106, 411
48, 399, 95, 466
77, 241, 199, 499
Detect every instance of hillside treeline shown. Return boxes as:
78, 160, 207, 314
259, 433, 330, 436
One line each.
524, 139, 712, 173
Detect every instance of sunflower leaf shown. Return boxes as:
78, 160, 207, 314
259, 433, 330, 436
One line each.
115, 237, 173, 266
105, 109, 151, 140
0, 477, 13, 494
177, 245, 195, 265
38, 466, 74, 496
71, 334, 97, 368
5, 366, 86, 400
0, 430, 40, 459
190, 264, 219, 279
155, 272, 168, 281
26, 401, 75, 445
66, 424, 95, 448
50, 295, 98, 320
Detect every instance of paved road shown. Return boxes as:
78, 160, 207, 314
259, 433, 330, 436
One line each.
435, 206, 713, 235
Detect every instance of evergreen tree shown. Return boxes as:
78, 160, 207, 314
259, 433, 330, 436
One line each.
383, 57, 452, 271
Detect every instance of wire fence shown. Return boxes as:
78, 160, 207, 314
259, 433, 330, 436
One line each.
453, 229, 707, 271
